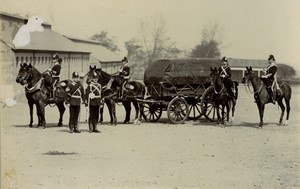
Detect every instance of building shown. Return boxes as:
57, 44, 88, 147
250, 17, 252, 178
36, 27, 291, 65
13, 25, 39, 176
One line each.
65, 36, 122, 74
228, 58, 269, 81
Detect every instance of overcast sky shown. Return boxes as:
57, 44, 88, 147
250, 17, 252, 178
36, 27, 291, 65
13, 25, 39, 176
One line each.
1, 0, 300, 72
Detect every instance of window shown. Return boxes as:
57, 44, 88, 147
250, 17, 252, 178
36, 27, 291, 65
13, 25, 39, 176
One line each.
16, 57, 19, 67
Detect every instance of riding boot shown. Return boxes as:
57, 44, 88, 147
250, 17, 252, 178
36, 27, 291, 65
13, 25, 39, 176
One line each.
267, 87, 275, 104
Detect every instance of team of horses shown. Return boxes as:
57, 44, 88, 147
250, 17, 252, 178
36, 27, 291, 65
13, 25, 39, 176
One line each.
16, 63, 292, 129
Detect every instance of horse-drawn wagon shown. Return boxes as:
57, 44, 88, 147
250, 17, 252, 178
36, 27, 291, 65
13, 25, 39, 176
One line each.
141, 58, 223, 124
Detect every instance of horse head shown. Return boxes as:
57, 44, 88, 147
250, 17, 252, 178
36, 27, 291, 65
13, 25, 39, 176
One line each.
241, 66, 254, 84
86, 65, 98, 84
209, 67, 221, 87
16, 63, 34, 85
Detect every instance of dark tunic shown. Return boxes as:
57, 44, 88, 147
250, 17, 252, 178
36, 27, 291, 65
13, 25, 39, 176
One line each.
262, 63, 278, 87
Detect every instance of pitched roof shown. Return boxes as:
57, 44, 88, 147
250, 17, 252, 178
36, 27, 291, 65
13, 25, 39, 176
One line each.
13, 30, 90, 53
65, 36, 122, 63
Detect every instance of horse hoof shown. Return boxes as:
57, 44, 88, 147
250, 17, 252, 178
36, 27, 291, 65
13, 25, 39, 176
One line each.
57, 122, 63, 127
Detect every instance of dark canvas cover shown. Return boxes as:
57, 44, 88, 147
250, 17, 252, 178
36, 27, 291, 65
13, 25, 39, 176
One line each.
144, 58, 222, 85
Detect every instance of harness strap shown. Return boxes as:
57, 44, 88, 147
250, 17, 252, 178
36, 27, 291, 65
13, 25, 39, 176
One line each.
220, 66, 228, 76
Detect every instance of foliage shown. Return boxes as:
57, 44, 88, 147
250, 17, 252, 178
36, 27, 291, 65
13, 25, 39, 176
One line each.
191, 23, 222, 58
90, 31, 120, 52
277, 64, 296, 79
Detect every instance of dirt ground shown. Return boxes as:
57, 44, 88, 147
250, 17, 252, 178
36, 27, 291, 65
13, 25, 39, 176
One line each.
1, 85, 300, 189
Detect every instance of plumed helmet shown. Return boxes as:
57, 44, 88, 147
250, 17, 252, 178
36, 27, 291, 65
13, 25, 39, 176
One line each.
268, 54, 275, 61
53, 54, 59, 60
122, 56, 128, 63
72, 72, 79, 78
221, 56, 228, 63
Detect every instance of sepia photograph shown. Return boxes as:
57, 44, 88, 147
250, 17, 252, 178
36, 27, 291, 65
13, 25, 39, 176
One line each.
1, 0, 300, 188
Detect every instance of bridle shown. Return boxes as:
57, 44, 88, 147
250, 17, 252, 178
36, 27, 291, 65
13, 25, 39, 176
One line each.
243, 71, 263, 94
211, 74, 225, 94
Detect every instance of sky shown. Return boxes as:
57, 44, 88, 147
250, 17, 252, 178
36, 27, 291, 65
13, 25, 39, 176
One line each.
1, 0, 300, 73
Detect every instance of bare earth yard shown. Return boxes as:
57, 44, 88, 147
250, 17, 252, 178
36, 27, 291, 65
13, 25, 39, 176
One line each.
1, 85, 300, 189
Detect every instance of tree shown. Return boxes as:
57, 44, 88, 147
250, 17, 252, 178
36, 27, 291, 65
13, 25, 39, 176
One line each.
90, 31, 120, 52
125, 15, 182, 66
191, 23, 222, 58
277, 64, 296, 79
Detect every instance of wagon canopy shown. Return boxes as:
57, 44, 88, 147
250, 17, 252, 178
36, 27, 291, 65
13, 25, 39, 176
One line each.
144, 58, 222, 85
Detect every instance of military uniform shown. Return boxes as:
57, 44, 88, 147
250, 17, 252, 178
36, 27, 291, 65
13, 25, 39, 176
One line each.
66, 72, 85, 133
218, 57, 234, 99
85, 80, 102, 133
261, 55, 278, 103
49, 56, 62, 99
118, 57, 131, 97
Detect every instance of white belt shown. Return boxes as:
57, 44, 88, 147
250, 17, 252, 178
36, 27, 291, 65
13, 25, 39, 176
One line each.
90, 95, 101, 99
71, 95, 81, 98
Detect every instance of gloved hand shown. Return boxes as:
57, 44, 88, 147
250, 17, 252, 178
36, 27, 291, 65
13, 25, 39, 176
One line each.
261, 75, 267, 78
220, 75, 226, 78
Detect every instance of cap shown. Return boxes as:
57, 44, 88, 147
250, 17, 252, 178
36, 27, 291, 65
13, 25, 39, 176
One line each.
221, 56, 228, 63
268, 54, 275, 61
122, 56, 128, 63
72, 72, 79, 78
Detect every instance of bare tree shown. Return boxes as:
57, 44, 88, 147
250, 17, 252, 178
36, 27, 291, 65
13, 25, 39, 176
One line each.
191, 22, 222, 58
90, 31, 120, 52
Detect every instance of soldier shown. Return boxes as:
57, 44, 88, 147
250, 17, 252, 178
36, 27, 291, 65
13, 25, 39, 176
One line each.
218, 56, 235, 100
48, 54, 62, 100
66, 72, 85, 133
261, 54, 278, 104
85, 72, 102, 133
118, 56, 131, 98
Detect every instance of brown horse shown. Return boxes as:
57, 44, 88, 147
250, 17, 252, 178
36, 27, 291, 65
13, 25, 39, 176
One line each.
209, 67, 238, 127
241, 66, 292, 128
16, 63, 69, 128
86, 66, 146, 125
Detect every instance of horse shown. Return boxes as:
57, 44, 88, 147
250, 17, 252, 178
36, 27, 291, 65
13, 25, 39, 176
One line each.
86, 66, 146, 125
16, 63, 69, 128
209, 67, 238, 127
241, 66, 292, 128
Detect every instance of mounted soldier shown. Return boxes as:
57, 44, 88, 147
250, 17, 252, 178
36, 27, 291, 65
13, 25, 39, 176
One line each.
85, 72, 102, 133
118, 56, 132, 98
261, 54, 278, 104
218, 56, 235, 101
45, 54, 62, 100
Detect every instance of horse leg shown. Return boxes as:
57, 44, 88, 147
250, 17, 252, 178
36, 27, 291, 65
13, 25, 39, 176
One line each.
276, 97, 285, 126
37, 101, 46, 129
105, 100, 114, 124
231, 100, 236, 123
56, 102, 65, 126
122, 101, 131, 123
284, 98, 291, 126
28, 101, 34, 127
99, 105, 104, 123
110, 100, 117, 125
256, 102, 265, 128
132, 100, 141, 125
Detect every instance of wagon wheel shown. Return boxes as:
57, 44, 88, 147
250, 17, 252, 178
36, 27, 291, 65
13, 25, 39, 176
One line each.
201, 87, 218, 122
186, 97, 203, 120
141, 97, 162, 122
167, 97, 189, 124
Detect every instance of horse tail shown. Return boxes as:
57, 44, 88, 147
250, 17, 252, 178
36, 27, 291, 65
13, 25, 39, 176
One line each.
279, 81, 292, 100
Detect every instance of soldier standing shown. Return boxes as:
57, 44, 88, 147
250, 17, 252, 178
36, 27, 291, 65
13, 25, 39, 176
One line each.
85, 72, 102, 133
66, 72, 85, 133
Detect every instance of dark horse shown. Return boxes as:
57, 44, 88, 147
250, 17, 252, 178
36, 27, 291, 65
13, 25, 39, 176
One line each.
16, 63, 69, 128
241, 66, 292, 128
209, 67, 238, 127
86, 66, 146, 125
